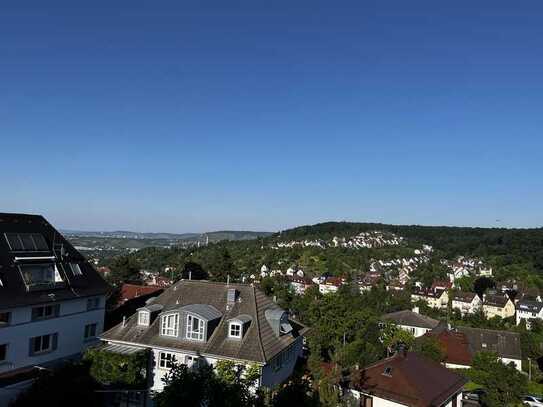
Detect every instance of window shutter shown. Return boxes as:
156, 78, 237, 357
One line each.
28, 337, 35, 356
52, 333, 58, 351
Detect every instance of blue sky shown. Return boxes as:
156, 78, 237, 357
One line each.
1, 1, 542, 232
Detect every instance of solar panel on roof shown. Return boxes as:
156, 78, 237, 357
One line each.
20, 234, 36, 251
32, 234, 49, 251
5, 233, 24, 251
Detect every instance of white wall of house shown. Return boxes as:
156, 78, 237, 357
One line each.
318, 284, 339, 295
0, 295, 105, 374
396, 324, 431, 338
501, 357, 522, 371
261, 336, 303, 387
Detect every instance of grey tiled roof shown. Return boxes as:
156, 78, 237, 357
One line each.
382, 310, 440, 329
101, 280, 307, 363
457, 326, 522, 360
516, 300, 543, 313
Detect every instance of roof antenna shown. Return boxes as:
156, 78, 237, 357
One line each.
227, 275, 230, 286
189, 271, 192, 280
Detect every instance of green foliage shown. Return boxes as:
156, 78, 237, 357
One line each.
411, 335, 445, 363
83, 347, 148, 387
466, 351, 528, 406
381, 325, 416, 349
10, 362, 99, 407
271, 378, 319, 407
154, 363, 259, 407
108, 255, 142, 285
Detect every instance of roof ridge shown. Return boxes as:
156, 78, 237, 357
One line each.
251, 285, 267, 362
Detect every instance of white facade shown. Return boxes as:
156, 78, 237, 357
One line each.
395, 324, 432, 338
0, 295, 105, 374
451, 296, 482, 316
350, 389, 463, 407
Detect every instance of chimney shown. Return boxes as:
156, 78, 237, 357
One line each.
189, 271, 192, 280
227, 275, 230, 286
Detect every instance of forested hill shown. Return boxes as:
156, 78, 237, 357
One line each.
275, 221, 543, 267
102, 221, 543, 288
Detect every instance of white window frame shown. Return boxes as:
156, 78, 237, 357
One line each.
186, 314, 205, 341
161, 313, 179, 337
229, 322, 242, 339
33, 334, 53, 354
138, 311, 150, 326
158, 352, 176, 369
84, 323, 97, 340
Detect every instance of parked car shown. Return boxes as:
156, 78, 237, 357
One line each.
523, 395, 543, 406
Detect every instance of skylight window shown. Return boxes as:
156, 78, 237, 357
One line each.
5, 233, 49, 252
19, 263, 63, 289
229, 322, 242, 339
383, 367, 393, 377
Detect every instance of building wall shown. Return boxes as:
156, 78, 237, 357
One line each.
397, 324, 431, 338
261, 336, 303, 388
483, 301, 515, 319
501, 357, 522, 371
0, 295, 105, 374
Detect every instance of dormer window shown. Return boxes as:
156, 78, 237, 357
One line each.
70, 263, 83, 276
138, 311, 150, 326
19, 263, 63, 290
186, 315, 204, 341
229, 322, 242, 339
161, 313, 179, 337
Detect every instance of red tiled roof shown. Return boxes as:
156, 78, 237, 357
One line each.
428, 330, 472, 366
354, 352, 466, 407
118, 283, 162, 304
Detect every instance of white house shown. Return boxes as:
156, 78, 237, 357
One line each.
516, 299, 543, 329
451, 292, 482, 316
349, 351, 466, 407
318, 277, 344, 295
0, 213, 109, 405
382, 309, 440, 338
100, 280, 308, 393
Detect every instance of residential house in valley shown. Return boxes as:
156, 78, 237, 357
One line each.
516, 299, 543, 329
382, 309, 439, 338
100, 280, 308, 392
349, 351, 466, 407
411, 287, 448, 310
482, 293, 515, 319
0, 213, 109, 405
426, 325, 522, 371
451, 292, 482, 316
318, 277, 344, 295
287, 275, 313, 295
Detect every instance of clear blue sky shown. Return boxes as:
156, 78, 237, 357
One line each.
1, 1, 542, 232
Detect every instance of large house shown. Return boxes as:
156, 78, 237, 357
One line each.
349, 351, 466, 407
482, 294, 515, 319
411, 288, 448, 310
0, 213, 109, 405
451, 292, 482, 316
318, 277, 344, 295
382, 309, 439, 338
516, 299, 543, 329
101, 280, 308, 392
427, 325, 522, 371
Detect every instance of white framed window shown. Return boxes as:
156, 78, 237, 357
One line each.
32, 334, 53, 354
158, 352, 176, 369
229, 322, 242, 339
161, 313, 179, 337
84, 323, 97, 340
0, 344, 7, 362
138, 311, 150, 326
32, 304, 60, 321
186, 314, 204, 341
185, 355, 202, 368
